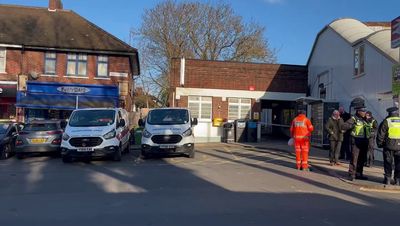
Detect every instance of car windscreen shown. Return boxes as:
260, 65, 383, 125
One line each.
147, 109, 189, 125
23, 123, 58, 132
69, 110, 115, 127
0, 123, 10, 134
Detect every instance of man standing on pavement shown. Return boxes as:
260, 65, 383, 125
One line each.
376, 107, 400, 186
365, 111, 378, 167
342, 106, 369, 181
339, 106, 351, 160
325, 110, 344, 166
290, 109, 314, 171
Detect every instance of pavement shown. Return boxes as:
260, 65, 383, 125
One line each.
234, 138, 400, 192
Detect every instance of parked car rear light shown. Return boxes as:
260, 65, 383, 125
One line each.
16, 140, 23, 146
47, 131, 63, 135
18, 131, 29, 135
51, 139, 61, 145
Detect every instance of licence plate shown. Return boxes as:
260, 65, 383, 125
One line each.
77, 147, 94, 152
160, 145, 175, 149
30, 138, 47, 144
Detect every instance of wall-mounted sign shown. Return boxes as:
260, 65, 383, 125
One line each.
391, 16, 400, 48
110, 72, 128, 78
57, 86, 90, 94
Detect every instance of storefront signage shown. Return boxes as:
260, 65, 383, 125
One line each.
110, 72, 128, 77
392, 16, 400, 48
57, 86, 90, 94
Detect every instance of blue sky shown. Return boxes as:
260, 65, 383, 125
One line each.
1, 0, 399, 65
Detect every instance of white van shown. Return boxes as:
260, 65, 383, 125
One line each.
61, 108, 130, 162
139, 108, 198, 158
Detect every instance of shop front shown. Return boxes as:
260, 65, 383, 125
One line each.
16, 82, 119, 122
0, 81, 17, 120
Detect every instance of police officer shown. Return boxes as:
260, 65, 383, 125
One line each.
376, 107, 400, 185
365, 111, 378, 167
342, 106, 369, 181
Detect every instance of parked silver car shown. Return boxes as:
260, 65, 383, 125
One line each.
15, 120, 63, 159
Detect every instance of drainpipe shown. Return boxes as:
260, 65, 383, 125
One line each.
180, 58, 185, 87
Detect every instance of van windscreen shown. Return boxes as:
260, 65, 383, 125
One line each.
69, 110, 115, 127
147, 109, 189, 125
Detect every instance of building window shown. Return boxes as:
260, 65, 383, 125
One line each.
188, 96, 212, 120
228, 98, 251, 120
319, 83, 326, 99
44, 52, 57, 75
97, 55, 108, 77
0, 48, 6, 73
67, 53, 87, 76
354, 45, 365, 76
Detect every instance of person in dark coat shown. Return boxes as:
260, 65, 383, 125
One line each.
365, 111, 378, 167
341, 107, 369, 181
339, 106, 351, 160
325, 110, 344, 165
376, 107, 400, 185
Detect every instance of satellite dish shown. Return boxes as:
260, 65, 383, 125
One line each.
29, 71, 40, 80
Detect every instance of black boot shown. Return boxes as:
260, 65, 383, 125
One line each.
383, 177, 391, 185
356, 174, 368, 180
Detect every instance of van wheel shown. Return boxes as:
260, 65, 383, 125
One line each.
124, 142, 131, 154
113, 147, 122, 161
141, 149, 150, 159
0, 144, 10, 160
62, 156, 72, 163
16, 153, 24, 159
187, 149, 195, 158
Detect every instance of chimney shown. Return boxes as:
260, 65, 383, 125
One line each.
49, 0, 63, 11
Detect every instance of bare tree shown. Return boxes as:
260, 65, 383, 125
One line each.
134, 0, 276, 106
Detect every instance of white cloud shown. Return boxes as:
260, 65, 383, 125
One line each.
264, 0, 284, 4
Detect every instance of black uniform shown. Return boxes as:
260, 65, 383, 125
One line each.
376, 107, 400, 185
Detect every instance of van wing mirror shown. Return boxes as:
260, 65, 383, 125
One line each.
119, 119, 126, 128
138, 119, 145, 127
192, 118, 198, 126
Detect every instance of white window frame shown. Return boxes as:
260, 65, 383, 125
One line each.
353, 44, 365, 77
67, 53, 88, 77
188, 96, 212, 121
0, 48, 6, 73
228, 98, 251, 121
97, 55, 108, 77
44, 52, 57, 75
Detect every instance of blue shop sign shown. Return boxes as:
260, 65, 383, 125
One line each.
16, 81, 119, 110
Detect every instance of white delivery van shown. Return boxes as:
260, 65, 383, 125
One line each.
61, 108, 130, 162
139, 108, 198, 158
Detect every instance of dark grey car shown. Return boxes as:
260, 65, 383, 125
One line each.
15, 120, 63, 159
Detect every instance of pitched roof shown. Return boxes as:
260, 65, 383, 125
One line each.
307, 18, 399, 65
0, 4, 139, 75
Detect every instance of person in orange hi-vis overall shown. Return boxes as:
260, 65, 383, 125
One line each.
290, 110, 314, 171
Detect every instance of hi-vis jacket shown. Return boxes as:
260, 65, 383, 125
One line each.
342, 116, 369, 139
377, 116, 400, 151
290, 114, 314, 139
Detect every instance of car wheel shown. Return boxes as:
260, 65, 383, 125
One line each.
62, 156, 72, 163
16, 153, 24, 159
113, 146, 122, 161
0, 144, 11, 160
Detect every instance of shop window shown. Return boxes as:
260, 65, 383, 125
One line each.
97, 55, 108, 77
228, 98, 251, 120
0, 48, 6, 73
354, 44, 365, 77
188, 96, 212, 120
67, 53, 87, 76
44, 52, 57, 75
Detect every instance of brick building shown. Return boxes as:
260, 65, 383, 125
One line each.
169, 58, 307, 142
0, 0, 139, 122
